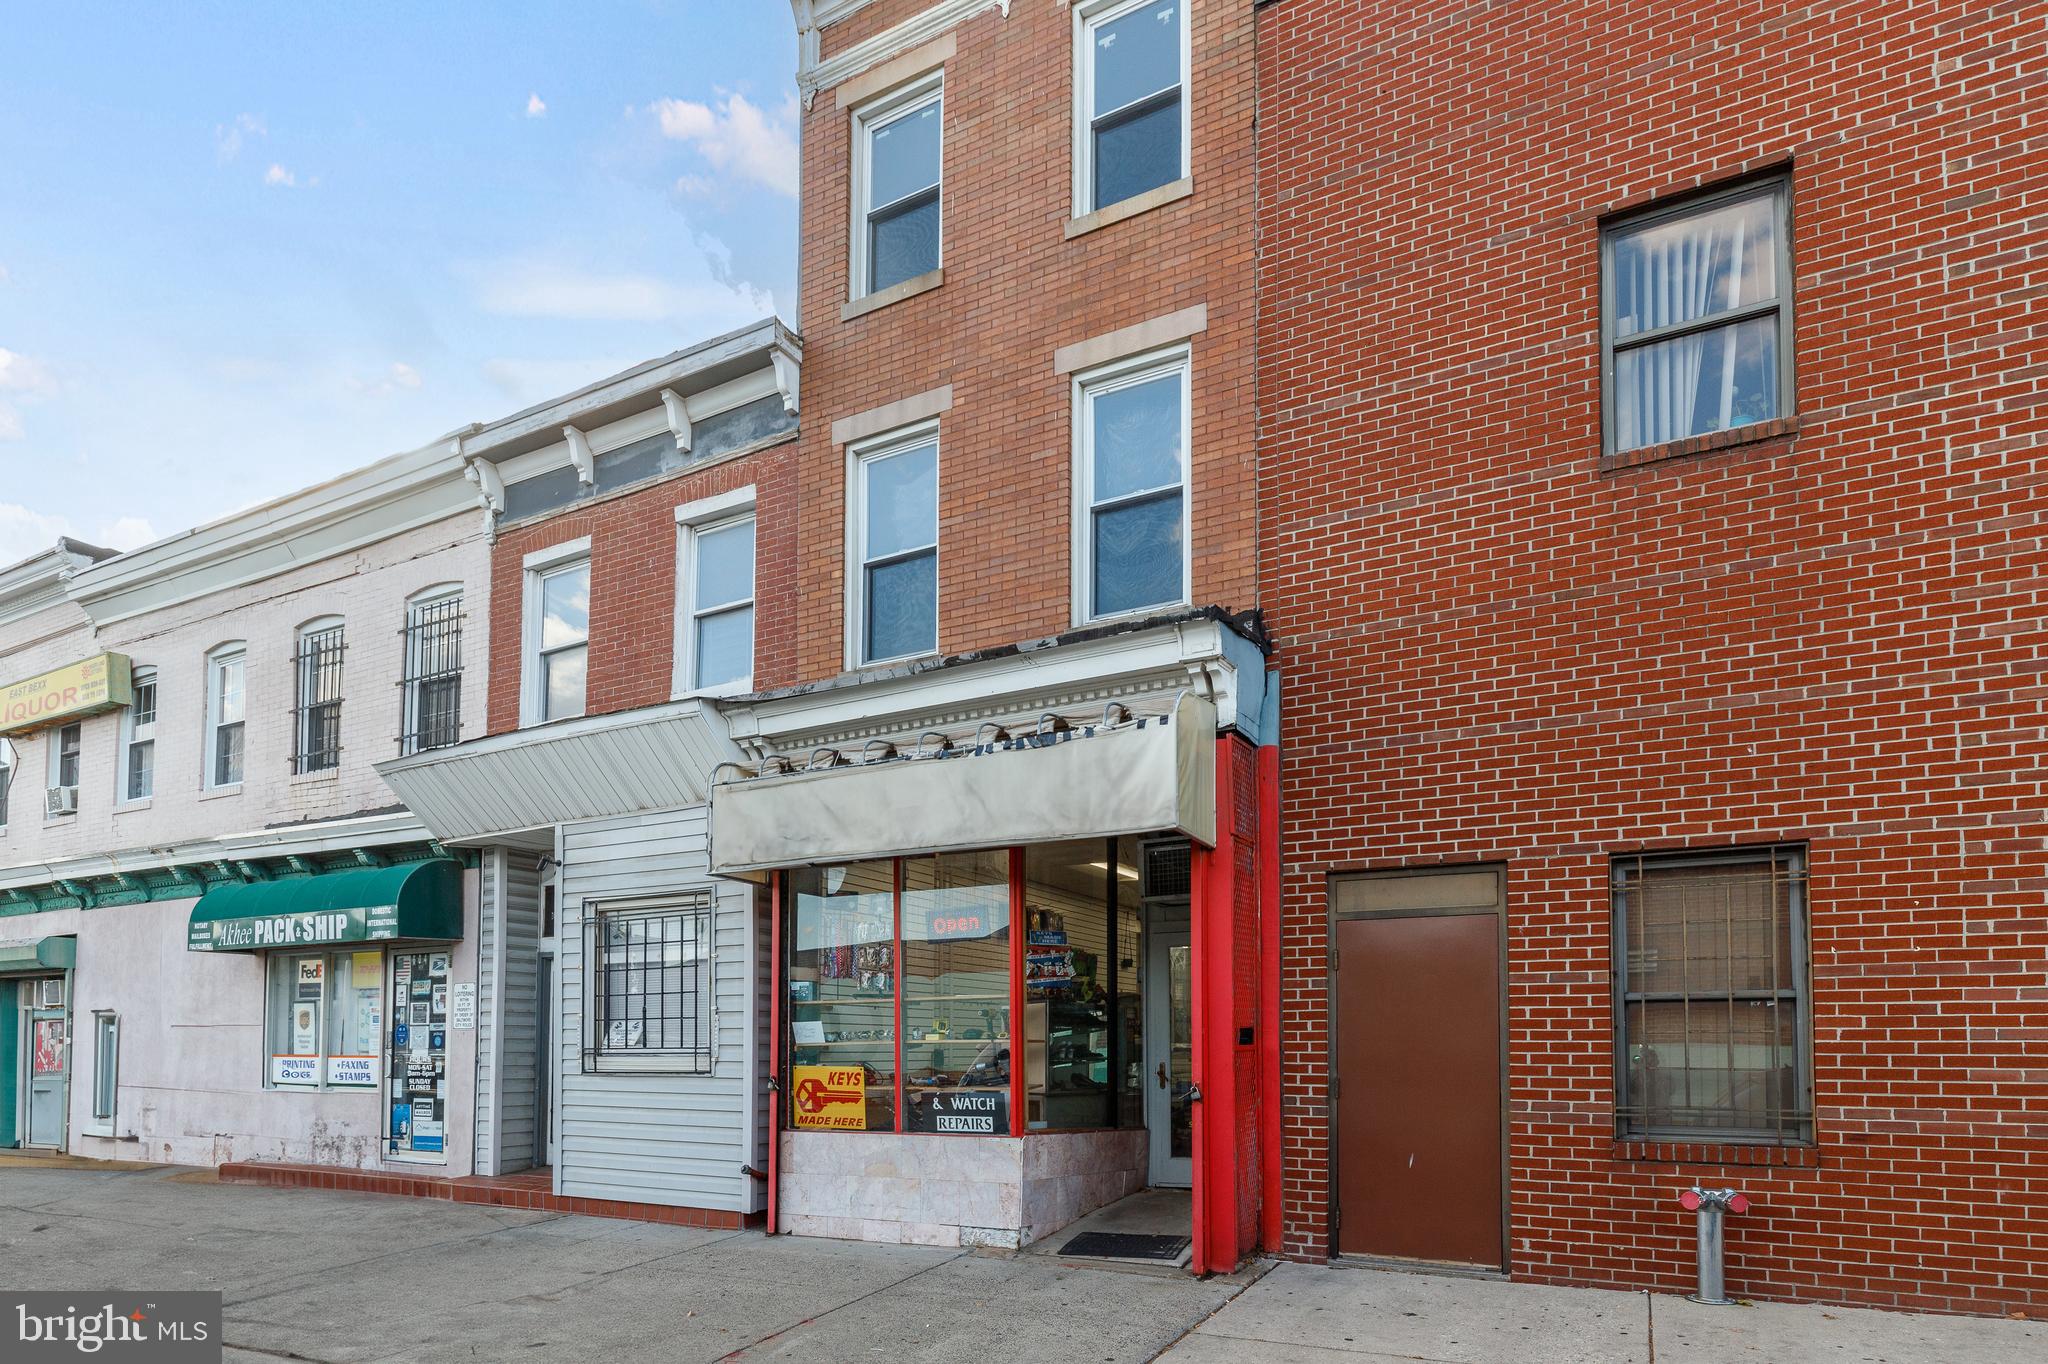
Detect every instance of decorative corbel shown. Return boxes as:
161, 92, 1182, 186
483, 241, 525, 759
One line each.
285, 855, 316, 877
771, 350, 800, 417
56, 879, 94, 909
563, 425, 596, 486
354, 848, 390, 869
660, 388, 694, 455
235, 860, 271, 882
463, 454, 505, 518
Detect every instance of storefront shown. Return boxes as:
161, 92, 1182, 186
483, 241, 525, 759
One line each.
0, 934, 77, 1150
712, 650, 1278, 1273
184, 858, 471, 1167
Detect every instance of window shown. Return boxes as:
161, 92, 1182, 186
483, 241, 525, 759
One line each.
401, 591, 464, 755
120, 667, 157, 801
0, 737, 12, 827
1077, 0, 1187, 215
525, 550, 590, 725
683, 515, 756, 693
1602, 177, 1793, 455
853, 78, 942, 297
264, 950, 383, 1090
47, 722, 81, 797
292, 619, 345, 773
1077, 350, 1189, 620
583, 898, 714, 1073
89, 1011, 119, 1134
1614, 846, 1812, 1143
206, 645, 246, 789
853, 431, 939, 664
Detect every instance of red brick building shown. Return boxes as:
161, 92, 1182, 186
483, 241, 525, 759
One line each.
1257, 0, 2048, 1315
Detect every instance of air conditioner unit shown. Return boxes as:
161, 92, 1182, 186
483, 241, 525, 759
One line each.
45, 786, 78, 817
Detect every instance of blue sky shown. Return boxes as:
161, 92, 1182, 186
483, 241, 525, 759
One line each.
0, 1, 798, 564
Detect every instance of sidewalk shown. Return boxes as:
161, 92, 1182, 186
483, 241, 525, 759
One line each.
1158, 1261, 2040, 1363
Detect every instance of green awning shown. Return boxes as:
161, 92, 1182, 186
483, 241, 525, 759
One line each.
186, 860, 462, 952
0, 935, 75, 973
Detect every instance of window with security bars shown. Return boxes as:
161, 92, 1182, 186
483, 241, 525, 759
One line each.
400, 594, 463, 754
293, 623, 346, 773
1614, 847, 1812, 1143
583, 897, 714, 1073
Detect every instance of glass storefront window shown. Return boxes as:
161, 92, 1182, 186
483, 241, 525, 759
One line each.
1023, 841, 1117, 1131
266, 949, 385, 1090
902, 851, 1011, 1134
789, 861, 899, 1132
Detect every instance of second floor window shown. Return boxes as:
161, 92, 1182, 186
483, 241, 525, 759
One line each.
207, 646, 246, 789
1603, 177, 1793, 455
121, 668, 156, 801
854, 431, 939, 665
855, 79, 942, 296
532, 557, 590, 723
1079, 0, 1186, 214
1078, 350, 1189, 620
48, 722, 82, 793
0, 737, 13, 827
685, 515, 755, 693
293, 620, 346, 774
401, 592, 464, 755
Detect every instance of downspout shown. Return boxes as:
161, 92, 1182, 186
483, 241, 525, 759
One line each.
766, 870, 784, 1232
1258, 672, 1284, 1254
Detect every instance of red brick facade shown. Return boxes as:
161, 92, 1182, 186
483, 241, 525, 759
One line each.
1257, 0, 2048, 1315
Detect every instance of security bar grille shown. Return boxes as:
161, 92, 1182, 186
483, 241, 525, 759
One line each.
582, 896, 714, 1074
291, 625, 346, 773
1613, 846, 1812, 1143
399, 596, 464, 755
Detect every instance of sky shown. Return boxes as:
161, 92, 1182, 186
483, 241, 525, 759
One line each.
0, 1, 799, 565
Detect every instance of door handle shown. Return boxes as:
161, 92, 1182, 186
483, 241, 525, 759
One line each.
1156, 1062, 1168, 1089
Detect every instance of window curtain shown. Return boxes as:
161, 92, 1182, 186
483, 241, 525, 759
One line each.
1618, 212, 1752, 450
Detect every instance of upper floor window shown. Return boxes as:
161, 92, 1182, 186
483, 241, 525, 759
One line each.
206, 644, 246, 789
1077, 0, 1187, 215
401, 590, 464, 755
854, 78, 942, 297
1614, 846, 1812, 1143
1076, 350, 1189, 621
47, 722, 82, 802
523, 544, 590, 725
853, 429, 939, 666
120, 667, 157, 802
0, 737, 13, 828
1602, 177, 1793, 455
683, 514, 756, 694
293, 619, 346, 774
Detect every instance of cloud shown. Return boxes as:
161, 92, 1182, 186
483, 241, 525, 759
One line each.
0, 405, 21, 441
468, 259, 774, 324
0, 505, 156, 564
264, 163, 299, 188
215, 112, 266, 163
347, 361, 425, 397
0, 349, 55, 442
526, 92, 548, 118
649, 91, 799, 197
0, 265, 11, 286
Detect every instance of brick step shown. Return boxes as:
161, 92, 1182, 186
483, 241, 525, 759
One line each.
217, 1160, 755, 1229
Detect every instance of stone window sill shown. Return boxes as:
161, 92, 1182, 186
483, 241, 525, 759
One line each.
1612, 1138, 1820, 1170
1602, 415, 1802, 473
841, 268, 944, 322
291, 767, 341, 786
1065, 176, 1194, 240
197, 784, 244, 802
112, 798, 152, 815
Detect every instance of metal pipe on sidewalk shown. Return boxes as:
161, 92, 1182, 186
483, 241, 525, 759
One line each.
1677, 1186, 1751, 1305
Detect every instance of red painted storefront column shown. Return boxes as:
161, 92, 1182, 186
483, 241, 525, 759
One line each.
1190, 732, 1260, 1275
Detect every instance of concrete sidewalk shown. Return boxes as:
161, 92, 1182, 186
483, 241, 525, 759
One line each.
1159, 1260, 2041, 1363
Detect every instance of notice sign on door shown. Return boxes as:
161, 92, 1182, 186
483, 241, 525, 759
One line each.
791, 1064, 868, 1130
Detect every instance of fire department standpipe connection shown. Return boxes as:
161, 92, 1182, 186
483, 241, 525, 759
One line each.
1677, 1186, 1751, 1305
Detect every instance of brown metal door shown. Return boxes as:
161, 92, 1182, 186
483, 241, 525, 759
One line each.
1335, 907, 1503, 1267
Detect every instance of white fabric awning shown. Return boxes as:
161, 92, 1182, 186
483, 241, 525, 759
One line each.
708, 693, 1216, 877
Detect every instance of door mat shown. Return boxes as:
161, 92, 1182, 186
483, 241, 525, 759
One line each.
1055, 1232, 1193, 1263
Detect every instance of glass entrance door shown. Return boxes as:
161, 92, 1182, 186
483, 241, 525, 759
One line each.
387, 950, 450, 1162
25, 976, 68, 1149
1143, 925, 1193, 1187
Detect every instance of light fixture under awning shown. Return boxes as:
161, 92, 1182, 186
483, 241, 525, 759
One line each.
186, 860, 462, 952
708, 692, 1216, 879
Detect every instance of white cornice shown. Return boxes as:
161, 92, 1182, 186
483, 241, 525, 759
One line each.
796, 0, 1011, 109
0, 540, 111, 628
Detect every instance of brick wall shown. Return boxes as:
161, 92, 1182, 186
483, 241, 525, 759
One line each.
794, 0, 1258, 682
1257, 0, 2048, 1315
484, 442, 800, 734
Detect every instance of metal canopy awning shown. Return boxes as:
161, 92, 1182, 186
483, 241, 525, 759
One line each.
186, 860, 462, 952
708, 692, 1217, 878
374, 698, 736, 846
0, 935, 76, 973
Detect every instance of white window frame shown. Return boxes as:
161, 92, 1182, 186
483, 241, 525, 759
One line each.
1073, 0, 1192, 218
86, 1010, 119, 1137
850, 73, 944, 300
1072, 345, 1193, 625
401, 584, 465, 755
672, 486, 758, 699
46, 720, 82, 807
117, 666, 157, 804
846, 423, 941, 669
0, 736, 14, 830
520, 538, 592, 728
204, 643, 247, 791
